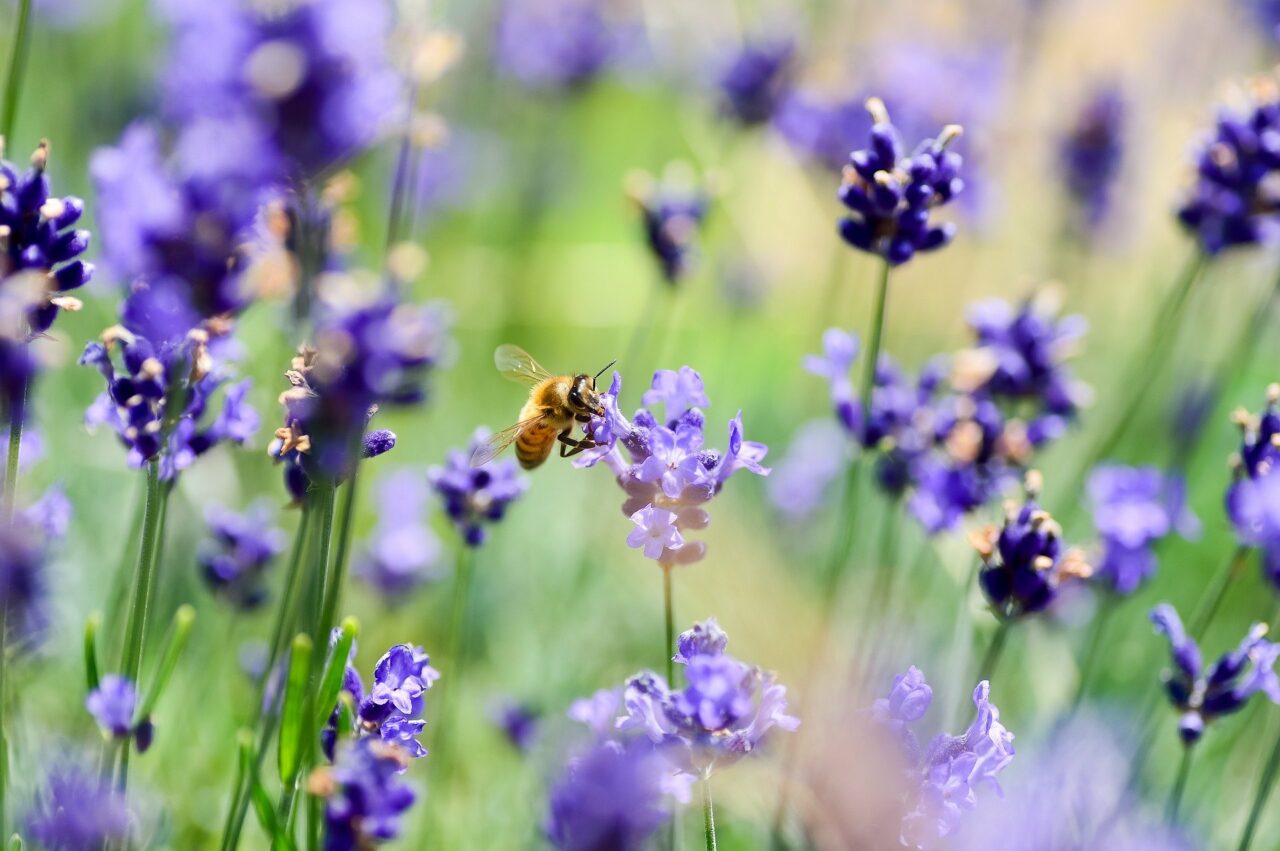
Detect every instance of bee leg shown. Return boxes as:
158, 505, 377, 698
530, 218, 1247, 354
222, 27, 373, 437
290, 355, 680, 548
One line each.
557, 432, 600, 458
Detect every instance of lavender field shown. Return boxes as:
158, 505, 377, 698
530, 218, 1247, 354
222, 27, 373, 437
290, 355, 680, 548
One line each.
1, 0, 1279, 848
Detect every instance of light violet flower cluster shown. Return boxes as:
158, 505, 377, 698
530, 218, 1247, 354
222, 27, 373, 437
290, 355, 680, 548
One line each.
1225, 384, 1280, 588
873, 667, 1015, 850
1087, 464, 1198, 595
576, 367, 769, 569
323, 640, 440, 762
355, 469, 445, 600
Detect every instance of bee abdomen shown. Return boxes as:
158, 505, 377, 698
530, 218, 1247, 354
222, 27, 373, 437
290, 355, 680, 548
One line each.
515, 422, 557, 469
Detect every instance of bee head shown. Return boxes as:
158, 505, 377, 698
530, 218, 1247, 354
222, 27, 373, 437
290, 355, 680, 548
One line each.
568, 374, 604, 417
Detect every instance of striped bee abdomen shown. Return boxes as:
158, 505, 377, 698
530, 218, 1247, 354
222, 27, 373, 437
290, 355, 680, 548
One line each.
515, 419, 559, 469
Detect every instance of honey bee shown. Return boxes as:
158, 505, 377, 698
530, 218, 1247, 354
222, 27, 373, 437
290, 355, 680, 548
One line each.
470, 345, 614, 470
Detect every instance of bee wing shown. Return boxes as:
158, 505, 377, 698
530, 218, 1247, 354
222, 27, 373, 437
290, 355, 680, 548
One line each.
494, 344, 553, 387
469, 415, 546, 468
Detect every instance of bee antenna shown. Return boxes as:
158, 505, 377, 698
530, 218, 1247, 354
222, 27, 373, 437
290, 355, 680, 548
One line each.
594, 360, 617, 381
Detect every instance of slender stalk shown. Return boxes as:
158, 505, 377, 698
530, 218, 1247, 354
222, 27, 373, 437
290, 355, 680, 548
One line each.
383, 83, 421, 260
1189, 544, 1251, 639
315, 468, 359, 655
663, 565, 675, 686
0, 612, 8, 840
1, 0, 33, 142
622, 280, 663, 378
1070, 593, 1117, 711
1165, 746, 1193, 826
701, 773, 717, 851
1238, 720, 1280, 851
118, 462, 165, 683
941, 559, 981, 732
852, 500, 901, 687
976, 619, 1011, 685
1, 384, 24, 524
859, 260, 892, 439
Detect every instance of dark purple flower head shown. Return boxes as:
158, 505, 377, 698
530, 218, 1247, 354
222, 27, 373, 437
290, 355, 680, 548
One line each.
1060, 85, 1125, 233
429, 428, 527, 547
837, 97, 963, 266
86, 675, 139, 741
493, 0, 628, 92
579, 369, 769, 567
492, 700, 540, 752
545, 738, 679, 851
717, 37, 794, 127
81, 322, 258, 480
158, 0, 403, 179
870, 669, 1015, 849
317, 738, 417, 850
271, 296, 451, 491
1177, 83, 1280, 254
1088, 465, 1197, 595
198, 501, 286, 609
626, 167, 712, 285
0, 140, 93, 335
26, 763, 132, 849
1150, 603, 1280, 744
355, 469, 444, 600
1224, 385, 1280, 587
974, 473, 1092, 619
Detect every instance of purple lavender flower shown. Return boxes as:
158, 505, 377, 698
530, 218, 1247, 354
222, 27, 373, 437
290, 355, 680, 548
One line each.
674, 618, 728, 664
355, 469, 444, 599
429, 428, 527, 547
317, 738, 416, 850
766, 419, 847, 522
1059, 85, 1126, 234
80, 323, 258, 480
837, 97, 963, 266
627, 167, 711, 285
974, 476, 1093, 618
198, 501, 286, 609
545, 738, 679, 851
0, 140, 93, 335
26, 763, 132, 849
492, 700, 540, 752
717, 37, 794, 127
1088, 465, 1198, 595
1177, 85, 1280, 254
86, 675, 141, 744
872, 668, 1015, 850
1224, 386, 1280, 586
1151, 603, 1280, 743
493, 0, 625, 92
774, 90, 868, 172
578, 369, 769, 567
271, 297, 451, 494
0, 514, 48, 650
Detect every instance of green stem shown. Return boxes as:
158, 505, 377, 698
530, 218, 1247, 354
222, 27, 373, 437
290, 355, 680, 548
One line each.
119, 462, 166, 683
0, 612, 8, 841
315, 467, 359, 656
1189, 544, 1251, 639
1070, 594, 1117, 712
2, 409, 22, 525
859, 260, 891, 444
702, 773, 717, 851
853, 499, 901, 686
1238, 722, 1280, 851
1166, 746, 1193, 826
663, 566, 675, 686
1, 0, 32, 142
977, 619, 1011, 685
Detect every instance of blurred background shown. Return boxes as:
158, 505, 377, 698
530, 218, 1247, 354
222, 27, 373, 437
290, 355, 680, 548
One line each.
6, 0, 1280, 847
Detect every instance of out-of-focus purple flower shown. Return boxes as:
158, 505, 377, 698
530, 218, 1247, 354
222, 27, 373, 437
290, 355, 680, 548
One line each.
493, 0, 625, 92
837, 97, 963, 266
872, 668, 1015, 850
578, 370, 769, 567
627, 166, 711, 285
355, 469, 444, 600
270, 296, 451, 495
86, 675, 139, 741
974, 476, 1092, 619
1150, 603, 1280, 743
1088, 465, 1198, 595
0, 286, 39, 432
26, 763, 132, 849
775, 90, 868, 172
318, 738, 416, 850
1177, 86, 1280, 254
1244, 0, 1280, 40
569, 688, 622, 739
717, 37, 794, 126
1171, 377, 1218, 466
429, 428, 527, 547
0, 514, 49, 650
157, 0, 403, 179
544, 738, 679, 851
674, 618, 728, 664
1060, 85, 1125, 234
766, 419, 847, 522
1224, 385, 1280, 587
198, 501, 286, 609
81, 323, 258, 480
0, 141, 93, 335
492, 700, 540, 752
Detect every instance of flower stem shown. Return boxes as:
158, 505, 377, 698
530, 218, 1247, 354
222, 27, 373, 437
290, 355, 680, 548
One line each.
663, 565, 675, 686
1, 0, 32, 142
1166, 745, 1193, 826
1070, 593, 1117, 712
853, 499, 901, 687
1, 390, 24, 524
702, 772, 717, 851
1189, 544, 1251, 639
0, 612, 8, 840
119, 461, 166, 685
977, 619, 1011, 685
859, 260, 892, 442
1238, 720, 1280, 851
315, 468, 359, 658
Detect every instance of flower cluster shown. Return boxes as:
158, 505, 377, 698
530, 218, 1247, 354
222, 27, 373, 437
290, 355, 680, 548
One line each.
872, 667, 1015, 850
0, 506, 51, 650
0, 140, 92, 335
1150, 604, 1280, 743
80, 322, 258, 480
765, 419, 847, 522
315, 738, 417, 851
972, 475, 1092, 619
717, 37, 795, 127
270, 295, 451, 497
324, 641, 439, 762
356, 470, 445, 599
1176, 79, 1280, 254
837, 97, 963, 266
1087, 465, 1197, 595
26, 763, 133, 849
617, 620, 798, 769
492, 700, 539, 753
493, 0, 628, 92
1225, 384, 1280, 586
626, 167, 712, 285
1059, 85, 1125, 234
577, 367, 769, 568
428, 428, 527, 547
86, 674, 153, 753
0, 284, 38, 430
197, 502, 286, 610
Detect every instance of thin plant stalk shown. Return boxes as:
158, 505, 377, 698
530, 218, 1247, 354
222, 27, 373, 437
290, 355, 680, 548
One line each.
663, 565, 675, 686
702, 772, 717, 851
1238, 720, 1280, 851
1165, 746, 1193, 826
1070, 593, 1118, 711
118, 461, 166, 684
0, 611, 7, 840
1, 384, 24, 524
977, 619, 1011, 686
941, 558, 981, 732
853, 499, 901, 687
1189, 544, 1251, 639
1, 0, 32, 142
